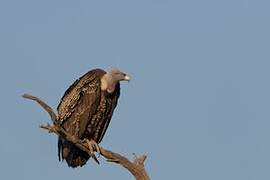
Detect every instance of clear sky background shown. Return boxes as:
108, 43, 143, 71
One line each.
1, 0, 270, 179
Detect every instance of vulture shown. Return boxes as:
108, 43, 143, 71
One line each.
57, 68, 130, 167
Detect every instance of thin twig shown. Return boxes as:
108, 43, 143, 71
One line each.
22, 93, 150, 180
22, 94, 58, 123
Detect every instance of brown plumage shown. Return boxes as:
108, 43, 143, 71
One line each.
57, 68, 130, 167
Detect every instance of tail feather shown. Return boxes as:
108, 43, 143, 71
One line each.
58, 137, 90, 168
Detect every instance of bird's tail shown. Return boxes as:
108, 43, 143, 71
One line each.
58, 137, 90, 168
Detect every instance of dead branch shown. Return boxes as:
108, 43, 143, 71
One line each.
22, 93, 150, 180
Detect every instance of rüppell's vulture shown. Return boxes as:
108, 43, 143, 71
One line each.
57, 68, 130, 167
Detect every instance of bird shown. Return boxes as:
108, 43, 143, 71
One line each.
57, 68, 130, 167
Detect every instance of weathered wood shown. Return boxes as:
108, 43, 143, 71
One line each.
22, 93, 150, 180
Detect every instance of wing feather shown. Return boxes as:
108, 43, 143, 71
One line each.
57, 69, 106, 138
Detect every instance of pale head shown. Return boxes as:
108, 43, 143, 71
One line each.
101, 68, 131, 93
108, 68, 131, 82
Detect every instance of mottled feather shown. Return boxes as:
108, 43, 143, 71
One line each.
56, 69, 121, 167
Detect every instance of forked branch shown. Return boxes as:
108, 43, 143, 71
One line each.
22, 93, 150, 180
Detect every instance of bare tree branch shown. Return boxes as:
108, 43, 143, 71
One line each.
22, 94, 58, 123
22, 93, 150, 180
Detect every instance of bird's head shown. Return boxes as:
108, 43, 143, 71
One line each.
108, 68, 131, 82
101, 68, 131, 93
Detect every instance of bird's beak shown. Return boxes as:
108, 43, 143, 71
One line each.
124, 74, 131, 82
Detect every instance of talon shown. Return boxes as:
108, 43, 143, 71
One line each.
87, 141, 94, 155
93, 142, 101, 157
82, 139, 100, 157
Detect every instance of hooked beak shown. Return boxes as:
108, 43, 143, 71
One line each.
124, 74, 131, 82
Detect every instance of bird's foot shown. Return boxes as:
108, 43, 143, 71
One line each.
82, 139, 101, 156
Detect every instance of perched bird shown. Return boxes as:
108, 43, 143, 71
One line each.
57, 68, 130, 167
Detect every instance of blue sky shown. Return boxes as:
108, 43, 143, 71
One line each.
1, 0, 270, 179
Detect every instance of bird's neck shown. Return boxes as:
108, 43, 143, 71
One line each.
101, 74, 116, 93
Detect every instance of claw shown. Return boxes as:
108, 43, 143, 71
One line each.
87, 141, 94, 154
93, 142, 101, 157
82, 139, 100, 158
